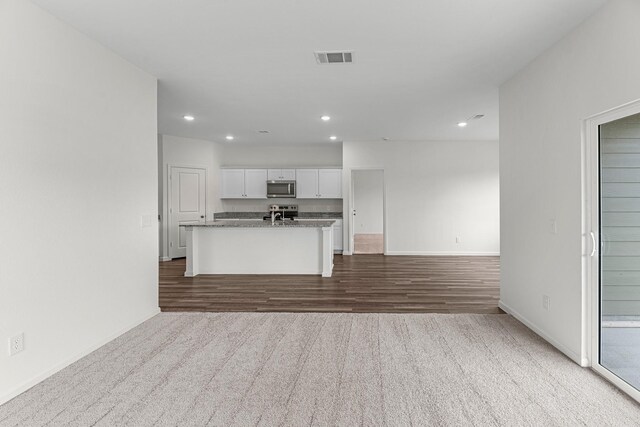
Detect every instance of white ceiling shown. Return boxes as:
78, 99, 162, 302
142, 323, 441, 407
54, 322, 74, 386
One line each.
33, 0, 606, 145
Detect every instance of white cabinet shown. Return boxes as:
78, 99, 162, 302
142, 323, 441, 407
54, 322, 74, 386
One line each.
222, 167, 340, 199
267, 169, 296, 180
296, 169, 319, 198
295, 169, 342, 199
221, 169, 267, 198
318, 169, 342, 198
244, 169, 268, 198
332, 219, 343, 251
221, 169, 245, 198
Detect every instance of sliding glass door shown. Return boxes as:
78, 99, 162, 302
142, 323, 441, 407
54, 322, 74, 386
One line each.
599, 113, 640, 393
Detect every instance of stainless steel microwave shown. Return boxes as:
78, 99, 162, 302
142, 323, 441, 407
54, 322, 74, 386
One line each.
267, 180, 296, 198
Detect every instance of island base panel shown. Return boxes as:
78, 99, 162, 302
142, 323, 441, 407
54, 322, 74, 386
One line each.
186, 226, 333, 276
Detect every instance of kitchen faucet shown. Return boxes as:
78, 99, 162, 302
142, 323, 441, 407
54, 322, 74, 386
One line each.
271, 211, 281, 225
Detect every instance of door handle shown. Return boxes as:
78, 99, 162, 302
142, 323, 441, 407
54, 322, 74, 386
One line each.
200, 215, 204, 219
589, 231, 596, 257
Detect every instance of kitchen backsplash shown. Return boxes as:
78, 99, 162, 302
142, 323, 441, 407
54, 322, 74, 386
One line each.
220, 198, 342, 213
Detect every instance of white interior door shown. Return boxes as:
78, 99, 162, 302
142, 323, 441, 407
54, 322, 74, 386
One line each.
169, 167, 206, 258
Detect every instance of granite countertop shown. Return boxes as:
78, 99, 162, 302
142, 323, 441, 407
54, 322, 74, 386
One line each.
213, 212, 264, 219
297, 212, 343, 219
213, 211, 343, 220
187, 219, 336, 228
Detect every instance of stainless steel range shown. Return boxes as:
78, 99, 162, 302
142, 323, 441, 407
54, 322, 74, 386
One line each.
264, 204, 298, 221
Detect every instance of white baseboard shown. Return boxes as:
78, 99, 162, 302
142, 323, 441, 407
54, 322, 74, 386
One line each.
0, 307, 161, 405
386, 251, 500, 256
498, 300, 586, 366
342, 251, 352, 256
159, 256, 170, 262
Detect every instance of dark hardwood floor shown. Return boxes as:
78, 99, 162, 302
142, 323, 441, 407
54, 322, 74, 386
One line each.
159, 255, 501, 313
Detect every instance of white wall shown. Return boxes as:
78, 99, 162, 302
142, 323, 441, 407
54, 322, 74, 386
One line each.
353, 170, 384, 234
500, 0, 640, 364
343, 140, 499, 255
220, 198, 343, 214
159, 134, 223, 259
221, 143, 342, 167
0, 0, 158, 404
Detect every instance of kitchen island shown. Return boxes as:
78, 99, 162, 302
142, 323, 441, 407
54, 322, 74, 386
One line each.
184, 220, 335, 277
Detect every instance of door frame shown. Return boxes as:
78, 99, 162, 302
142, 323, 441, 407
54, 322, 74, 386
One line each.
165, 164, 208, 260
348, 168, 387, 255
584, 98, 640, 403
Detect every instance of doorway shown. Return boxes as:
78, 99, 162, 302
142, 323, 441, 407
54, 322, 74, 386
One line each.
586, 102, 640, 403
351, 169, 384, 254
168, 166, 206, 259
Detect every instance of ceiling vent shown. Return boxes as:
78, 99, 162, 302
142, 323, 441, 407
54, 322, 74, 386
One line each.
314, 51, 353, 64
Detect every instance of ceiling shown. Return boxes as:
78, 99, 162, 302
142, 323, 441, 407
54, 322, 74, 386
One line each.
33, 0, 606, 145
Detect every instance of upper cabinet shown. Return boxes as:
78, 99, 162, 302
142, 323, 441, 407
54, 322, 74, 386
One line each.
221, 169, 267, 198
220, 169, 245, 198
295, 169, 342, 199
222, 167, 341, 199
267, 169, 296, 180
244, 169, 268, 198
318, 169, 342, 198
296, 169, 319, 198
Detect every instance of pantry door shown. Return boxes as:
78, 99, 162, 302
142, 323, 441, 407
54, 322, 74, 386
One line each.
169, 166, 206, 258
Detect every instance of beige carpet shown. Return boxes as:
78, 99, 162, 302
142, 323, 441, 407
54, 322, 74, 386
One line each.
0, 313, 638, 426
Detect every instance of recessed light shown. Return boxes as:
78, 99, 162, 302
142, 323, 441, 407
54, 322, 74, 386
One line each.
329, 136, 337, 141
183, 115, 195, 121
225, 135, 234, 140
457, 122, 468, 128
321, 115, 331, 121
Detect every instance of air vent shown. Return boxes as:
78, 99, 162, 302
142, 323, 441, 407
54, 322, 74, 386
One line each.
314, 51, 353, 64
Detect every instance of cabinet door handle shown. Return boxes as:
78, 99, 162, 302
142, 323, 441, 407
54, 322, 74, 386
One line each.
590, 231, 596, 257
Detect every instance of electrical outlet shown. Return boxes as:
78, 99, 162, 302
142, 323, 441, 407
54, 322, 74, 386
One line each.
550, 219, 558, 235
456, 236, 461, 243
140, 214, 152, 228
9, 333, 24, 356
543, 295, 551, 311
